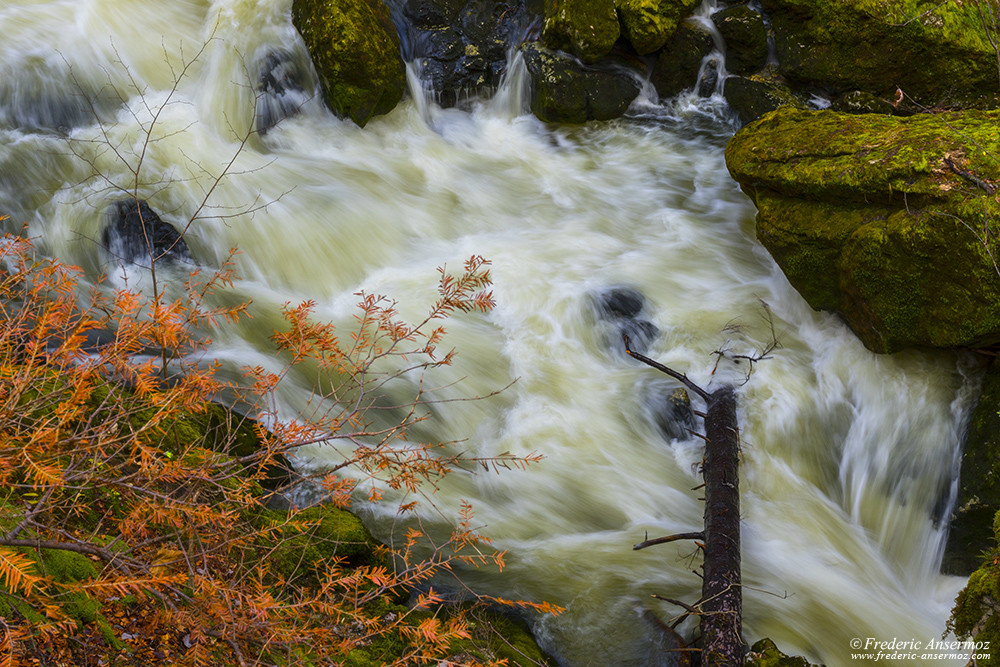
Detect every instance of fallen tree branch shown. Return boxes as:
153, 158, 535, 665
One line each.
634, 532, 705, 551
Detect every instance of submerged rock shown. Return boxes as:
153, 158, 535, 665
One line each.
725, 107, 1000, 352
102, 199, 191, 266
522, 42, 641, 123
254, 50, 317, 134
291, 0, 406, 126
593, 286, 659, 354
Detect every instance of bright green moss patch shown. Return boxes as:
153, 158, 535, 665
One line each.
617, 0, 700, 55
745, 638, 815, 666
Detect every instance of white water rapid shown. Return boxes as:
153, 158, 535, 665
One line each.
0, 1, 978, 665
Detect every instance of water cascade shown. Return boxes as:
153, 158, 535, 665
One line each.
0, 1, 977, 665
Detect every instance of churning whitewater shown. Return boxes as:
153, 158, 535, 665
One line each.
0, 1, 978, 664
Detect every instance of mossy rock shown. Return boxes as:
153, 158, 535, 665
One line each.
745, 638, 818, 666
726, 106, 1000, 352
445, 607, 556, 665
759, 0, 1000, 108
617, 0, 700, 55
522, 41, 641, 123
712, 4, 768, 76
292, 0, 406, 126
948, 509, 1000, 666
250, 504, 378, 585
944, 358, 1000, 575
541, 0, 619, 63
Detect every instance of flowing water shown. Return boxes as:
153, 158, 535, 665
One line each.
0, 1, 979, 665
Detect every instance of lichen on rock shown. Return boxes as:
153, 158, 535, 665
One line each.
541, 0, 619, 63
617, 0, 701, 55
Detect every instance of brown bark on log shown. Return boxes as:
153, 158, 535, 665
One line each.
700, 385, 743, 664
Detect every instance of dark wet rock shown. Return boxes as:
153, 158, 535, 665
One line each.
291, 0, 406, 126
711, 4, 767, 76
649, 22, 715, 100
696, 57, 720, 97
944, 358, 1000, 575
521, 42, 641, 123
403, 0, 538, 107
255, 50, 317, 134
831, 89, 896, 116
102, 199, 191, 266
723, 69, 804, 124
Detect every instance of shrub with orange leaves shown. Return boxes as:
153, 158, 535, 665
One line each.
0, 224, 557, 667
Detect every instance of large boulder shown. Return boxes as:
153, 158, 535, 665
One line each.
541, 0, 619, 63
726, 107, 1000, 353
521, 42, 641, 122
291, 0, 406, 126
617, 0, 701, 55
759, 0, 1000, 107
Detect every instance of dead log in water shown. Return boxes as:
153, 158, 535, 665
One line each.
625, 336, 744, 666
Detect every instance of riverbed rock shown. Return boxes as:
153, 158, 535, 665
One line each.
947, 509, 1000, 653
291, 0, 406, 126
255, 50, 317, 134
725, 107, 1000, 353
649, 21, 714, 99
102, 199, 191, 266
745, 638, 814, 666
541, 0, 619, 63
521, 42, 641, 122
617, 0, 700, 55
711, 4, 767, 76
758, 0, 1000, 108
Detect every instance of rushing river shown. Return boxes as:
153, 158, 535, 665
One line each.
0, 1, 980, 665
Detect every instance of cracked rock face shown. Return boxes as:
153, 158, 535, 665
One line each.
725, 106, 1000, 353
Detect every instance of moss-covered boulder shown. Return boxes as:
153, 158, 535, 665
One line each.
617, 0, 701, 55
292, 0, 406, 126
649, 21, 715, 99
522, 42, 641, 122
712, 4, 768, 76
725, 106, 1000, 352
541, 0, 619, 63
948, 509, 1000, 666
758, 0, 1000, 107
945, 359, 1000, 575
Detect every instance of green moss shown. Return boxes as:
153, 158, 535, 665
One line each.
250, 505, 378, 585
745, 638, 815, 666
617, 0, 700, 55
541, 0, 619, 63
292, 0, 406, 126
446, 608, 556, 666
726, 107, 1000, 351
759, 0, 1000, 106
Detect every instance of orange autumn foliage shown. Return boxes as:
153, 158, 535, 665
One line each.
0, 227, 555, 666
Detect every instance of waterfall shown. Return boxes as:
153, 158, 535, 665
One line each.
0, 1, 976, 665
